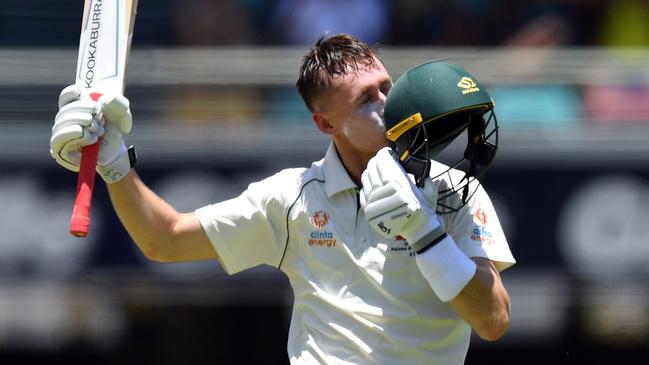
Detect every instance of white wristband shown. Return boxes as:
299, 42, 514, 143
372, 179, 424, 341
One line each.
415, 235, 477, 302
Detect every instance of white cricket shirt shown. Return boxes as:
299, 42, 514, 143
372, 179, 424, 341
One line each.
196, 143, 515, 365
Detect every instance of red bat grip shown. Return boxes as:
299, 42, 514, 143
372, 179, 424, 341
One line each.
69, 92, 103, 237
70, 142, 99, 237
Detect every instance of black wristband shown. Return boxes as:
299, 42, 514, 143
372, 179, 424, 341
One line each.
408, 225, 446, 254
415, 232, 448, 255
127, 145, 137, 168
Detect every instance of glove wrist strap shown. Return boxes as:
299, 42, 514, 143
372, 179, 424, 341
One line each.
407, 223, 446, 254
403, 214, 444, 252
97, 144, 133, 183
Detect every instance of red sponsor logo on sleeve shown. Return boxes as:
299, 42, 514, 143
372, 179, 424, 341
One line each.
473, 208, 488, 226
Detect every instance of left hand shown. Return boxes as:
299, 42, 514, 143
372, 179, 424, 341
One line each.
360, 147, 445, 253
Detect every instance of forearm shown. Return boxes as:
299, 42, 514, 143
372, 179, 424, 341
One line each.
413, 232, 510, 340
106, 169, 180, 260
450, 258, 510, 341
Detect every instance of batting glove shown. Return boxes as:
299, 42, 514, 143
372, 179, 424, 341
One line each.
50, 85, 134, 183
360, 147, 445, 253
360, 147, 477, 301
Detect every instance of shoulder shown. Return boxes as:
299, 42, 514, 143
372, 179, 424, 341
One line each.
247, 161, 325, 207
427, 160, 494, 223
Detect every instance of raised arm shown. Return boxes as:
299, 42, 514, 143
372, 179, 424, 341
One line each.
51, 86, 217, 263
107, 170, 217, 263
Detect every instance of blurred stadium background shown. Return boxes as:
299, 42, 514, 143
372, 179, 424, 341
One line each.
1, 0, 649, 364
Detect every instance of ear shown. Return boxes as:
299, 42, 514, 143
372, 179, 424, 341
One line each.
312, 112, 336, 135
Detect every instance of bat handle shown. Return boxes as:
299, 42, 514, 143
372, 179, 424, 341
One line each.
69, 92, 103, 237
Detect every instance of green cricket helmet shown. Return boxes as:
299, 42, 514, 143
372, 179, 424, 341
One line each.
384, 60, 499, 214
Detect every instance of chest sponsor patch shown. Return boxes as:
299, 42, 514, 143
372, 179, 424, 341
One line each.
308, 209, 336, 247
471, 209, 494, 244
471, 226, 495, 245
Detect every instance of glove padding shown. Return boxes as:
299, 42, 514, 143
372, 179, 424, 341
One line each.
50, 85, 133, 183
360, 147, 445, 252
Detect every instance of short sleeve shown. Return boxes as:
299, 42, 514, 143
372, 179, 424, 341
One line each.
195, 174, 293, 275
444, 183, 516, 272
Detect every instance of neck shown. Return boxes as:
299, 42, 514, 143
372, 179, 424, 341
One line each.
332, 138, 374, 187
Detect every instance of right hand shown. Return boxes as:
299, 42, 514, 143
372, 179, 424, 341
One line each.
50, 85, 133, 183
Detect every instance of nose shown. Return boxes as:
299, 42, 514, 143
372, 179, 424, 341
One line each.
377, 93, 386, 117
379, 90, 388, 103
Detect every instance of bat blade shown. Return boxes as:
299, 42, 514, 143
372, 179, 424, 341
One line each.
70, 0, 138, 237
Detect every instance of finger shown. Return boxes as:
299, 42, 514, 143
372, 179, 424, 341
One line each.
51, 124, 99, 156
50, 130, 88, 172
53, 155, 80, 172
85, 115, 105, 136
58, 85, 83, 108
364, 194, 409, 222
57, 132, 99, 167
92, 123, 105, 137
366, 156, 383, 189
55, 146, 81, 172
52, 112, 95, 134
58, 84, 88, 108
359, 188, 367, 208
421, 178, 439, 206
51, 124, 84, 152
376, 151, 413, 193
371, 168, 420, 214
118, 109, 133, 134
373, 148, 398, 179
367, 182, 398, 203
55, 100, 99, 121
360, 169, 372, 204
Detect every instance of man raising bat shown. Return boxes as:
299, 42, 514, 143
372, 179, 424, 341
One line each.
49, 34, 515, 364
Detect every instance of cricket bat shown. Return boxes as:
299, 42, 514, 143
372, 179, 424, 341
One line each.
70, 0, 138, 237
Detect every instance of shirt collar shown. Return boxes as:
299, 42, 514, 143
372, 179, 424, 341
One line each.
323, 142, 358, 198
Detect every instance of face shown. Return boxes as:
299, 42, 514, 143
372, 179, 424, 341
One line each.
312, 59, 393, 157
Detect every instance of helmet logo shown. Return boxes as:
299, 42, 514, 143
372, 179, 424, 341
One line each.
457, 77, 480, 95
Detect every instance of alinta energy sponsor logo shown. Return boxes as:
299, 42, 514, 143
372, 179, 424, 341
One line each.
457, 77, 480, 95
471, 208, 494, 245
308, 209, 337, 248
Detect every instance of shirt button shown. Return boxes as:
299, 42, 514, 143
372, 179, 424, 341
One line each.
360, 236, 367, 243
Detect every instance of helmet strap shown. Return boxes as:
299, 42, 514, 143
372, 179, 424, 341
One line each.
401, 154, 431, 188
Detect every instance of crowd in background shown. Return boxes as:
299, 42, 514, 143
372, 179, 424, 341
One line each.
1, 0, 648, 48
2, 0, 648, 129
